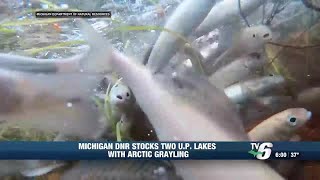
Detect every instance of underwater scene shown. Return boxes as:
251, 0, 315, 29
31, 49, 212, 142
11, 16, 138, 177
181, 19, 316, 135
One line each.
0, 0, 320, 179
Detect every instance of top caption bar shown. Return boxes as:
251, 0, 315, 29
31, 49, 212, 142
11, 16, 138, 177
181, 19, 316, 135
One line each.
35, 11, 112, 18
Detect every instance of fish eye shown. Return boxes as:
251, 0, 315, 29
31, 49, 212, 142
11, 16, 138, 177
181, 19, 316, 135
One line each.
287, 116, 297, 126
126, 92, 130, 97
116, 95, 123, 100
263, 33, 270, 38
252, 34, 256, 38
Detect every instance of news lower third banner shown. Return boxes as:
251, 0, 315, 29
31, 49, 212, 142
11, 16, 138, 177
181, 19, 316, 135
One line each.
0, 142, 319, 160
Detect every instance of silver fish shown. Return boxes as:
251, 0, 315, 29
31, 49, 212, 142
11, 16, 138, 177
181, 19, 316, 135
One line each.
0, 21, 112, 74
248, 108, 312, 141
111, 50, 247, 141
0, 160, 65, 177
224, 75, 285, 104
0, 52, 85, 73
297, 87, 320, 113
79, 19, 284, 180
209, 54, 266, 90
0, 68, 104, 139
241, 96, 294, 126
208, 25, 272, 74
195, 0, 264, 37
109, 82, 135, 111
203, 22, 243, 69
96, 81, 158, 141
146, 0, 215, 74
61, 160, 183, 180
95, 81, 135, 140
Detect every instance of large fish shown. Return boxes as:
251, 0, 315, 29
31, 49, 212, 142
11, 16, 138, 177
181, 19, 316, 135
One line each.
0, 160, 65, 177
0, 68, 105, 139
0, 23, 112, 74
224, 75, 286, 105
208, 25, 272, 74
61, 160, 183, 180
241, 96, 294, 126
0, 53, 86, 73
202, 22, 242, 70
297, 87, 320, 115
195, 0, 264, 37
77, 19, 284, 180
146, 0, 215, 74
209, 54, 266, 90
248, 108, 312, 141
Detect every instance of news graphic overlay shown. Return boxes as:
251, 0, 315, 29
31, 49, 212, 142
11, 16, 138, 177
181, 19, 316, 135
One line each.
35, 11, 111, 18
78, 142, 217, 159
249, 142, 273, 160
0, 142, 317, 160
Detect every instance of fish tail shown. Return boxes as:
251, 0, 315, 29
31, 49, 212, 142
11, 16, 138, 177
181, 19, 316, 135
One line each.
76, 19, 113, 74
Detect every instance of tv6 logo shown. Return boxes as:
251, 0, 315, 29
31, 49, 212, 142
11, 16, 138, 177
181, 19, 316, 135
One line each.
251, 142, 273, 160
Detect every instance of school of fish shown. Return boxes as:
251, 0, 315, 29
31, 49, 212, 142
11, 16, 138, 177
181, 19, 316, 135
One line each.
0, 0, 318, 179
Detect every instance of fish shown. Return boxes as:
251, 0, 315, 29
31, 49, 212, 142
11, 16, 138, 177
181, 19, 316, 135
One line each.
30, 0, 42, 9
248, 108, 312, 141
0, 160, 65, 177
146, 0, 215, 74
160, 70, 246, 139
109, 81, 135, 111
241, 96, 294, 126
111, 51, 248, 141
302, 0, 320, 12
209, 54, 266, 90
224, 75, 285, 105
0, 52, 86, 73
208, 25, 273, 74
20, 161, 66, 178
142, 45, 154, 66
96, 81, 158, 141
297, 87, 320, 114
0, 21, 112, 74
0, 68, 105, 139
61, 160, 183, 180
79, 19, 284, 180
202, 22, 243, 70
95, 80, 135, 140
182, 44, 206, 75
195, 0, 264, 37
200, 42, 220, 61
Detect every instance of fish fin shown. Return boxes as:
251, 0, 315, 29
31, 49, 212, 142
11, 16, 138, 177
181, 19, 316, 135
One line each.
76, 19, 113, 73
166, 70, 247, 140
22, 72, 105, 99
